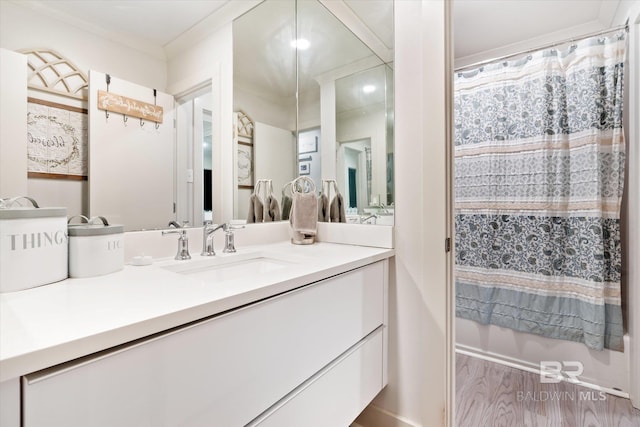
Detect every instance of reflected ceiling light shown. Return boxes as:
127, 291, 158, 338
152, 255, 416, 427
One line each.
291, 38, 310, 50
362, 85, 376, 94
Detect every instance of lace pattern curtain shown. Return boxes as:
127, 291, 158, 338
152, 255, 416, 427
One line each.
454, 30, 627, 351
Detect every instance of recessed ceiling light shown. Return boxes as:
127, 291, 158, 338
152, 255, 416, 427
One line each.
291, 38, 310, 50
362, 85, 376, 94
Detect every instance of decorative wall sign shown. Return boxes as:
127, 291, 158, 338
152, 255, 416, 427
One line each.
97, 90, 163, 123
27, 98, 88, 180
299, 135, 318, 154
238, 142, 254, 189
236, 110, 254, 138
299, 161, 311, 176
19, 49, 88, 100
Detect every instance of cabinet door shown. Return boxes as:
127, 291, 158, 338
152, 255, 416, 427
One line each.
250, 327, 384, 427
22, 261, 384, 427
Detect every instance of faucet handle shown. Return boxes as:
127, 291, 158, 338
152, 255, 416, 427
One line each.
162, 229, 191, 260
222, 224, 244, 253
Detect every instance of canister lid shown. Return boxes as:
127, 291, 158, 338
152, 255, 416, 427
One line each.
67, 215, 124, 236
0, 207, 67, 219
0, 196, 67, 219
67, 224, 124, 236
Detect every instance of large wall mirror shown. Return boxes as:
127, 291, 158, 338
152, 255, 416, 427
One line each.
232, 0, 394, 225
83, 0, 393, 230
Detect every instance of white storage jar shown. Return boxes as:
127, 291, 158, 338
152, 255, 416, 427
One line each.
0, 197, 68, 293
68, 216, 124, 278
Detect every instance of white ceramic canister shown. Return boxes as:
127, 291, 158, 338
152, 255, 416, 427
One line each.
0, 197, 68, 293
67, 216, 124, 278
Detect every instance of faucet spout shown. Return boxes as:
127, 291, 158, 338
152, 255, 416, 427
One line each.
202, 222, 226, 256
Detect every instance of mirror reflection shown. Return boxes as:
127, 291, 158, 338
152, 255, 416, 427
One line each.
232, 0, 394, 225
335, 63, 394, 224
176, 86, 213, 228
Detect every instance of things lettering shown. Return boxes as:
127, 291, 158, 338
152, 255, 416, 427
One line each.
8, 231, 67, 251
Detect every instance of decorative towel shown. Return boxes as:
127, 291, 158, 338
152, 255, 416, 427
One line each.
329, 193, 346, 223
281, 195, 292, 220
317, 193, 330, 222
290, 191, 318, 236
264, 195, 281, 222
246, 194, 263, 223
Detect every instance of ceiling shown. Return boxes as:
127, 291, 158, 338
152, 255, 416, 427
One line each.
12, 0, 230, 57
233, 0, 388, 103
453, 0, 620, 66
11, 0, 622, 84
13, 0, 393, 60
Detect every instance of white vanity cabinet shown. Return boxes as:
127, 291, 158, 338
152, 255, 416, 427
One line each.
20, 260, 388, 427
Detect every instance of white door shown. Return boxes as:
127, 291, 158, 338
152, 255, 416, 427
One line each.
88, 71, 175, 231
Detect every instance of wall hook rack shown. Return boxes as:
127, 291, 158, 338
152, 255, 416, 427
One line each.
140, 118, 145, 127
104, 74, 111, 120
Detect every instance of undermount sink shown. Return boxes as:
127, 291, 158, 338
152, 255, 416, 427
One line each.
160, 252, 293, 282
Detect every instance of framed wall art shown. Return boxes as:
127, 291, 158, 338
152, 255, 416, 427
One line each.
238, 141, 254, 189
26, 97, 88, 180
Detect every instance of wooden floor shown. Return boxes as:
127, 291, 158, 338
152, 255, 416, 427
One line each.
456, 353, 640, 427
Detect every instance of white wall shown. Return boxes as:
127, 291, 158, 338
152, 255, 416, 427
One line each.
620, 0, 640, 410
0, 2, 166, 91
298, 87, 321, 130
254, 121, 296, 213
356, 2, 452, 426
0, 48, 27, 198
0, 1, 167, 215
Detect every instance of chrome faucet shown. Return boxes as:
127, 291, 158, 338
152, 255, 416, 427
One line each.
359, 214, 378, 224
162, 229, 191, 260
202, 221, 226, 256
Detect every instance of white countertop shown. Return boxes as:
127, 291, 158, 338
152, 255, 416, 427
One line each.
0, 242, 393, 382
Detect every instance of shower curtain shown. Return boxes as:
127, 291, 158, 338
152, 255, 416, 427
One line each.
454, 30, 626, 351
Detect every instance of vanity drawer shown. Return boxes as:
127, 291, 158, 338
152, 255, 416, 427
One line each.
22, 261, 385, 427
250, 327, 384, 427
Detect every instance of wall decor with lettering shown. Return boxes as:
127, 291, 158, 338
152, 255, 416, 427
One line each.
27, 98, 88, 180
97, 90, 163, 123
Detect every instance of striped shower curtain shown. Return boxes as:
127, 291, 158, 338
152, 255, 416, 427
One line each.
454, 30, 626, 351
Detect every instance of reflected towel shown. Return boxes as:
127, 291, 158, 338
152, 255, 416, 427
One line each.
329, 193, 346, 223
290, 191, 318, 235
246, 194, 264, 223
264, 195, 281, 222
317, 193, 329, 222
281, 195, 292, 220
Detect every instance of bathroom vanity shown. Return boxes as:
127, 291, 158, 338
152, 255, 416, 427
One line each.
0, 241, 393, 426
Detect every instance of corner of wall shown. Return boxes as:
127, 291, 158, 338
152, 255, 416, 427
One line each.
0, 48, 27, 197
